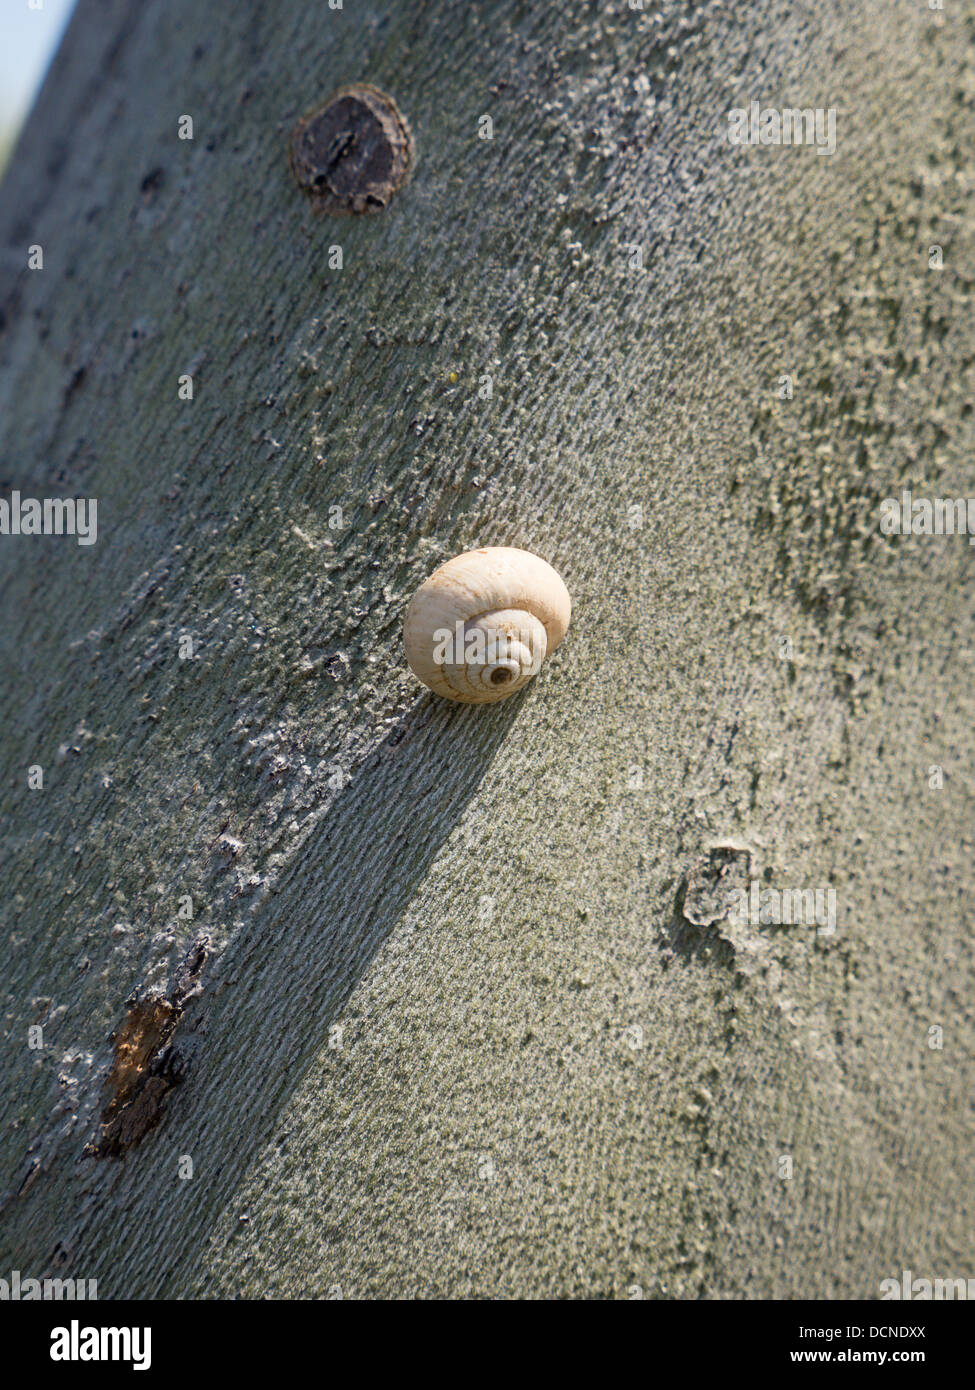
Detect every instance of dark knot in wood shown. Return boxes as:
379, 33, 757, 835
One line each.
289, 84, 413, 215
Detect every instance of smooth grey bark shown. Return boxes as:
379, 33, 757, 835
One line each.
0, 0, 973, 1298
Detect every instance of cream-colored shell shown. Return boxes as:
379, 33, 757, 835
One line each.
404, 547, 571, 703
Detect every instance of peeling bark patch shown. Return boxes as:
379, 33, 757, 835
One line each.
88, 998, 182, 1158
680, 845, 753, 928
88, 936, 209, 1159
289, 85, 413, 215
103, 998, 176, 1104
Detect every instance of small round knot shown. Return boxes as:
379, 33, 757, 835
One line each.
289, 84, 413, 215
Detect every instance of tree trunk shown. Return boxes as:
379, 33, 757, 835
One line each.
1, 0, 972, 1298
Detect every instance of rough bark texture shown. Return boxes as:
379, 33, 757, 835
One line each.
1, 0, 973, 1299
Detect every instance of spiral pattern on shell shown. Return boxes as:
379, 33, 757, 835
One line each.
403, 548, 571, 704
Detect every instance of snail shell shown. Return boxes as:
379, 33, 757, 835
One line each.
404, 547, 571, 703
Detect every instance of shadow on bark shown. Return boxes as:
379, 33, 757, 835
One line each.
9, 686, 531, 1293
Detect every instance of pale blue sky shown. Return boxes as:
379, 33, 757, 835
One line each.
0, 0, 77, 136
